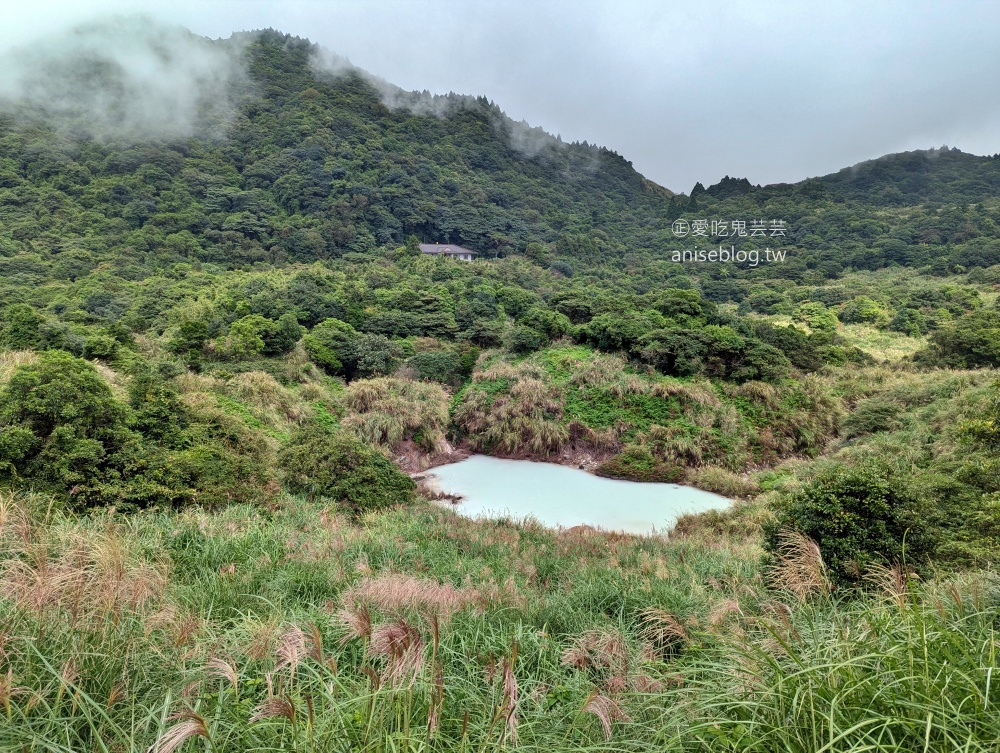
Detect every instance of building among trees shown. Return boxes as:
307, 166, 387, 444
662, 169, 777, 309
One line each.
418, 244, 477, 261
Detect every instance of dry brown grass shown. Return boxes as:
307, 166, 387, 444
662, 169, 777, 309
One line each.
768, 529, 830, 601
688, 466, 760, 499
341, 377, 450, 453
725, 380, 782, 410
370, 618, 424, 687
173, 371, 225, 395
581, 690, 631, 741
455, 361, 569, 455
90, 361, 130, 401
0, 350, 38, 387
565, 352, 720, 411
339, 572, 477, 621
566, 353, 650, 398
562, 628, 631, 677
0, 519, 168, 627
567, 352, 630, 388
152, 711, 211, 753
639, 608, 688, 655
649, 379, 721, 408
278, 343, 326, 385
637, 424, 713, 465
225, 371, 312, 429
499, 648, 520, 745
865, 562, 917, 609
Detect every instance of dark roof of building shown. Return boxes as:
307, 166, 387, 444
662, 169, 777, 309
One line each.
418, 244, 477, 256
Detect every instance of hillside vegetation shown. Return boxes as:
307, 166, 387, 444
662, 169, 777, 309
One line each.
0, 20, 999, 753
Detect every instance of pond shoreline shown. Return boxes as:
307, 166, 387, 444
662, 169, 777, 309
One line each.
396, 438, 612, 477
410, 455, 732, 535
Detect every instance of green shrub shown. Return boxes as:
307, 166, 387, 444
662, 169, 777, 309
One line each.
303, 318, 356, 375
407, 350, 461, 383
0, 304, 45, 349
766, 463, 927, 587
595, 445, 685, 483
278, 424, 415, 515
890, 307, 929, 336
0, 351, 173, 508
917, 310, 1000, 367
507, 324, 548, 354
838, 295, 889, 325
168, 320, 210, 353
796, 301, 839, 333
841, 397, 902, 439
351, 333, 402, 378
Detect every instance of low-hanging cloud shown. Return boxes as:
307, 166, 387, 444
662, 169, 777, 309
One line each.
0, 15, 251, 140
308, 44, 564, 159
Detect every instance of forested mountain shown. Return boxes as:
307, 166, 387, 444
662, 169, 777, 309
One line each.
2, 26, 999, 282
0, 28, 675, 270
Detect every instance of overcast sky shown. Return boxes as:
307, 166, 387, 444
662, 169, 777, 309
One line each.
3, 0, 1000, 193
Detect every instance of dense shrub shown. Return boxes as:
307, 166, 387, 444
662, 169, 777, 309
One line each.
796, 302, 839, 333
351, 333, 402, 378
303, 318, 357, 375
226, 313, 303, 358
917, 310, 1000, 367
0, 304, 45, 350
838, 295, 889, 325
507, 324, 548, 354
889, 307, 929, 336
278, 424, 416, 515
407, 349, 462, 383
766, 463, 928, 587
841, 397, 901, 439
0, 352, 170, 508
594, 445, 685, 483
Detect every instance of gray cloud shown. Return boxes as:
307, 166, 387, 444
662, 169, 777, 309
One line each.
0, 15, 249, 140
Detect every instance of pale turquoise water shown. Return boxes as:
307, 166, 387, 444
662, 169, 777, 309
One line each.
422, 455, 731, 535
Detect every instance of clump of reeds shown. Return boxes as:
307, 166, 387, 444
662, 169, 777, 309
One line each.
339, 572, 477, 622
649, 378, 721, 407
0, 523, 168, 627
562, 628, 632, 677
688, 466, 760, 498
225, 370, 312, 428
768, 529, 830, 600
341, 377, 450, 453
454, 362, 569, 455
580, 689, 631, 741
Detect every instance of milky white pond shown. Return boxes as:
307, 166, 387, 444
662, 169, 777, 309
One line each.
422, 455, 731, 535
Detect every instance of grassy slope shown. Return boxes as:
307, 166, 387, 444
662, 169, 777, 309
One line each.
2, 287, 1000, 750
2, 488, 998, 751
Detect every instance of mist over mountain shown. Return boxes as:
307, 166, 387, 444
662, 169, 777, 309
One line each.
0, 17, 997, 272
0, 16, 249, 140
